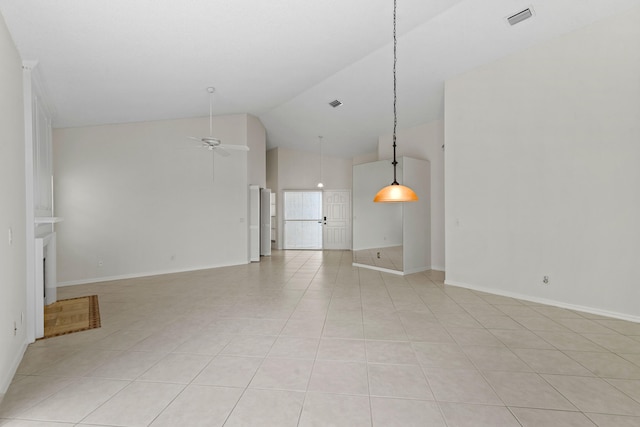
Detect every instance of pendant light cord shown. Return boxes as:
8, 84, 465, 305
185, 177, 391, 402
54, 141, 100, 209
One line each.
392, 0, 399, 185
373, 0, 419, 202
319, 136, 323, 184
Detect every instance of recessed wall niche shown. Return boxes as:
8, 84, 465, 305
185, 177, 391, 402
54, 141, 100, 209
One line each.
352, 157, 431, 275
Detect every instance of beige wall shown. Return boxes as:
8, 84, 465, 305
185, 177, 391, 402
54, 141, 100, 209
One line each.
445, 7, 640, 320
352, 151, 378, 165
0, 14, 27, 394
54, 114, 257, 285
266, 148, 278, 193
247, 114, 266, 188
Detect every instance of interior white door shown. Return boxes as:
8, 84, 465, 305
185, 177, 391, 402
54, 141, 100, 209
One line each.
323, 190, 351, 250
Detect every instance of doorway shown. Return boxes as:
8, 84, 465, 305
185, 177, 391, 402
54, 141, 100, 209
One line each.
322, 190, 351, 250
283, 191, 323, 249
282, 190, 351, 250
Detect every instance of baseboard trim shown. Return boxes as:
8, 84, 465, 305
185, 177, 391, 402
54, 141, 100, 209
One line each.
404, 266, 432, 275
1, 339, 28, 396
445, 279, 640, 324
352, 263, 404, 276
352, 263, 432, 276
58, 261, 250, 287
430, 265, 445, 272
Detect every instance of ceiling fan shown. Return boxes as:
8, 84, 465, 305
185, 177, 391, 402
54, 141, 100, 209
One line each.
188, 87, 249, 177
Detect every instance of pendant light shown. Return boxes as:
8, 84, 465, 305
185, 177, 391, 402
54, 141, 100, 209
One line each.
374, 0, 418, 203
317, 135, 324, 188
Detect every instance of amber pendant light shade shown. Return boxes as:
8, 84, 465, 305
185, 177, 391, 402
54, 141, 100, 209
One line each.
374, 182, 418, 203
374, 0, 418, 203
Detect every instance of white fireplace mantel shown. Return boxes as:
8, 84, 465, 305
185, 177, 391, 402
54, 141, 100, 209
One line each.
35, 217, 63, 225
34, 232, 57, 339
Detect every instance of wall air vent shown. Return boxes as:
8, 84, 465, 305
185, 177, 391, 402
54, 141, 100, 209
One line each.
329, 100, 343, 108
507, 8, 533, 26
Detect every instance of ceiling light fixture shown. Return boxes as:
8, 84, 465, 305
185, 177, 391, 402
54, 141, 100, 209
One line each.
374, 0, 418, 203
317, 136, 324, 188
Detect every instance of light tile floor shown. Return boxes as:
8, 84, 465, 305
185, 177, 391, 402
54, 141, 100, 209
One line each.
2, 250, 640, 426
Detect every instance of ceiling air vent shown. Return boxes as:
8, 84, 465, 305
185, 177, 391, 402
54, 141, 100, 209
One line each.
507, 8, 533, 26
329, 99, 343, 108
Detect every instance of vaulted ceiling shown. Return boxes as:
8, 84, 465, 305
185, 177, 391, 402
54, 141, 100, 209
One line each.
1, 0, 637, 157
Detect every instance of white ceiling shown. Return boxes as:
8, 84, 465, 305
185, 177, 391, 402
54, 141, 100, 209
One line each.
1, 0, 637, 158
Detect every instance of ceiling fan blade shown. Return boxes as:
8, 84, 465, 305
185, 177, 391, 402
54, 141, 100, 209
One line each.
218, 144, 250, 152
187, 137, 209, 148
213, 147, 231, 157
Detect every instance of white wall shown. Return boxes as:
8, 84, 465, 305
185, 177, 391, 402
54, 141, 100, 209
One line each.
266, 148, 278, 192
277, 146, 353, 191
269, 147, 352, 249
378, 120, 445, 270
353, 151, 378, 165
54, 114, 253, 285
445, 7, 640, 320
403, 157, 431, 274
247, 115, 266, 188
0, 13, 27, 394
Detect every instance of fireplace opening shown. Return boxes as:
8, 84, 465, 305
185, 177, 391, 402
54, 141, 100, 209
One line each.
35, 231, 57, 339
43, 256, 46, 299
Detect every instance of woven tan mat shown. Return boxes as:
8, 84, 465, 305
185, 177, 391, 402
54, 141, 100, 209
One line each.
39, 295, 101, 339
